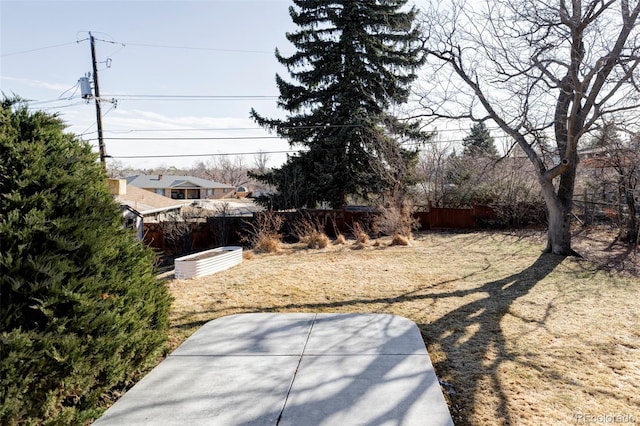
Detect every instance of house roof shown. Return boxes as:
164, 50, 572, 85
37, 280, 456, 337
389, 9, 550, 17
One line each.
126, 174, 235, 190
115, 185, 185, 215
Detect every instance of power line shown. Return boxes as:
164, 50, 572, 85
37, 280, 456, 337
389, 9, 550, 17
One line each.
124, 42, 274, 55
99, 136, 281, 141
103, 139, 465, 161
2, 38, 279, 60
110, 150, 296, 159
101, 126, 503, 135
105, 127, 266, 133
99, 124, 363, 134
103, 134, 520, 160
21, 94, 277, 105
0, 41, 79, 57
23, 97, 83, 105
35, 101, 86, 111
102, 94, 278, 101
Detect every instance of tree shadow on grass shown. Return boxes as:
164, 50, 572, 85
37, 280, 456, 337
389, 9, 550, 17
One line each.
417, 253, 565, 425
170, 253, 565, 424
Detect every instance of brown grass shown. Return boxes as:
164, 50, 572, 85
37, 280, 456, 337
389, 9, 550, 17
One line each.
167, 229, 639, 426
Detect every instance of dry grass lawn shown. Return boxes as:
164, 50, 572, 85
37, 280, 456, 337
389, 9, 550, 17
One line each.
166, 229, 639, 426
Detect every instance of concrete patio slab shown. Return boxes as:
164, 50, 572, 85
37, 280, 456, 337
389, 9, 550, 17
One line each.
305, 313, 427, 355
94, 313, 453, 426
171, 313, 315, 356
280, 355, 452, 426
93, 355, 298, 425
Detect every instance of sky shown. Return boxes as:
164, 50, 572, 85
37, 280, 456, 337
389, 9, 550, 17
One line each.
1, 0, 301, 170
1, 0, 477, 171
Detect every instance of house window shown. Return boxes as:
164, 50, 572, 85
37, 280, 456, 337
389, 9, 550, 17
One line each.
125, 216, 137, 229
155, 189, 164, 195
186, 189, 200, 199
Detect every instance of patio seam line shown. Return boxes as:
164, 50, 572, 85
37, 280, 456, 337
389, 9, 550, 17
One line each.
276, 313, 317, 426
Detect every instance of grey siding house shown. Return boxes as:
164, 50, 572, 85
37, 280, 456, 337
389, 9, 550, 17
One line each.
126, 175, 236, 200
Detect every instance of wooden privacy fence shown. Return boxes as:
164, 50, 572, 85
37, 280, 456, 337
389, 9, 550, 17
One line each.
142, 205, 498, 261
425, 204, 497, 229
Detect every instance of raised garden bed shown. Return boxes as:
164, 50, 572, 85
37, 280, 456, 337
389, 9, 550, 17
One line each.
174, 246, 242, 279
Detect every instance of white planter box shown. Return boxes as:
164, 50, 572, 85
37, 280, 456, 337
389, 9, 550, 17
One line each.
174, 246, 242, 279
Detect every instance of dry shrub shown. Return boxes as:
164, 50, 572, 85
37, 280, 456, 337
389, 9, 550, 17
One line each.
255, 236, 281, 254
333, 234, 347, 245
350, 223, 370, 250
352, 222, 370, 245
293, 214, 330, 249
390, 234, 410, 246
374, 202, 418, 239
308, 232, 330, 249
244, 211, 283, 254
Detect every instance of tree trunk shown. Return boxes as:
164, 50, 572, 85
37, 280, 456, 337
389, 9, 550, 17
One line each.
624, 187, 638, 243
540, 180, 575, 255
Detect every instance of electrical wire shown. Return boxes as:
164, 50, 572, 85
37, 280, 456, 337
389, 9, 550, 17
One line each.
105, 127, 266, 133
101, 136, 281, 141
103, 94, 278, 101
124, 42, 274, 55
3, 37, 279, 61
22, 97, 83, 106
101, 124, 363, 133
110, 150, 296, 159
36, 101, 86, 111
58, 82, 80, 100
95, 124, 502, 134
99, 132, 515, 159
77, 103, 117, 136
0, 41, 79, 57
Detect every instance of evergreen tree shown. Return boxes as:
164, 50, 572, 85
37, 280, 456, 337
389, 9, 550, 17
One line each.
251, 0, 429, 209
0, 99, 171, 424
586, 121, 621, 149
462, 122, 498, 157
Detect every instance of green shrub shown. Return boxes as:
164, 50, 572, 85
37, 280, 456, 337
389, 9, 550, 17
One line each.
0, 99, 171, 424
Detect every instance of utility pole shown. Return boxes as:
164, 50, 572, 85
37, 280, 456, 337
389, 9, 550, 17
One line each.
89, 32, 107, 170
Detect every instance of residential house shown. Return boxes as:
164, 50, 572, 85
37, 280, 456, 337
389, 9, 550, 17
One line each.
126, 174, 236, 200
114, 183, 186, 239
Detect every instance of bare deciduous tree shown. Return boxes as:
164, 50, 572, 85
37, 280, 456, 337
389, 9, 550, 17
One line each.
194, 155, 249, 188
415, 142, 453, 207
583, 123, 640, 241
418, 0, 640, 255
216, 156, 249, 188
252, 150, 270, 175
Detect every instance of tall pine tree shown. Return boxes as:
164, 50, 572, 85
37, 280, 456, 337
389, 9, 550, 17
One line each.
251, 0, 428, 209
462, 122, 498, 158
